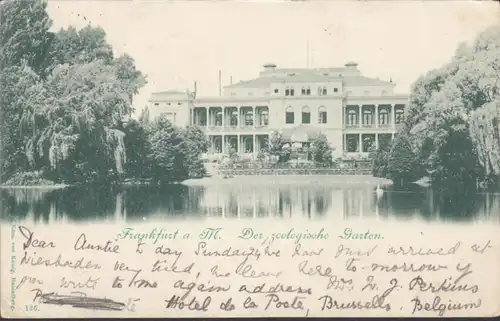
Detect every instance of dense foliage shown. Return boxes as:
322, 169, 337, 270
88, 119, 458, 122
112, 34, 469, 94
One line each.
0, 0, 208, 186
309, 133, 333, 165
373, 25, 500, 189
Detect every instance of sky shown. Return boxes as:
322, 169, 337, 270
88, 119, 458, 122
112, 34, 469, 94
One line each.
46, 0, 500, 116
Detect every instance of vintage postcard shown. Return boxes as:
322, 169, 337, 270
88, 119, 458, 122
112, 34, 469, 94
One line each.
1, 0, 500, 318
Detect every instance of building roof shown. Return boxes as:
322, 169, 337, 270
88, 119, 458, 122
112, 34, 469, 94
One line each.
226, 74, 394, 89
149, 90, 194, 102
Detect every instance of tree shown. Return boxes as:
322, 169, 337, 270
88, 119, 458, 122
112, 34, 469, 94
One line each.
43, 25, 113, 75
268, 130, 290, 163
0, 0, 147, 185
0, 0, 54, 74
123, 119, 151, 179
0, 63, 47, 181
387, 132, 417, 185
394, 25, 500, 187
148, 116, 187, 185
0, 0, 54, 183
309, 133, 332, 165
181, 125, 209, 178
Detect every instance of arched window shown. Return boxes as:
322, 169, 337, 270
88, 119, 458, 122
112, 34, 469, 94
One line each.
347, 109, 358, 126
362, 108, 373, 126
378, 108, 389, 125
244, 137, 253, 153
245, 110, 253, 126
302, 106, 311, 124
318, 106, 327, 124
395, 108, 405, 124
285, 106, 294, 124
229, 137, 238, 153
230, 110, 238, 127
213, 137, 222, 153
261, 110, 269, 126
215, 110, 223, 126
285, 86, 290, 96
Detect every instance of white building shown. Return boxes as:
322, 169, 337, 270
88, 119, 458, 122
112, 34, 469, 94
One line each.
147, 62, 408, 159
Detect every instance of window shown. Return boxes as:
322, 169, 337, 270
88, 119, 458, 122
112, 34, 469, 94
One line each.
261, 110, 269, 126
301, 87, 306, 95
245, 111, 253, 126
317, 87, 323, 96
318, 106, 327, 124
215, 111, 223, 126
362, 108, 374, 126
274, 88, 279, 94
322, 86, 327, 96
154, 103, 159, 106
347, 109, 358, 126
230, 110, 238, 127
302, 106, 311, 124
290, 87, 295, 96
306, 86, 311, 95
285, 86, 290, 96
395, 108, 405, 124
379, 108, 389, 125
178, 102, 182, 105
334, 88, 338, 93
285, 106, 294, 124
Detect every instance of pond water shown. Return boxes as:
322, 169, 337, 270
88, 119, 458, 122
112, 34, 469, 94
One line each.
1, 178, 499, 225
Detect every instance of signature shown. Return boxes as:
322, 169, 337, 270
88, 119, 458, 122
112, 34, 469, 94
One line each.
32, 289, 125, 311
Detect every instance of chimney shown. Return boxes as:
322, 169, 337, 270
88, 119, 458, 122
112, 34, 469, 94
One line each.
344, 61, 358, 68
263, 63, 277, 72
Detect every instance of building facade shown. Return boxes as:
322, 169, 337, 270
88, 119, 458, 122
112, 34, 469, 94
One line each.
147, 62, 408, 159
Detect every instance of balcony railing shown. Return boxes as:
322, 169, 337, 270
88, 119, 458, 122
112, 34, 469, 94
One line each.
196, 124, 270, 132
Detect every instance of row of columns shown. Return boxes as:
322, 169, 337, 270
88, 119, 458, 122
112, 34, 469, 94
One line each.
210, 134, 268, 155
346, 104, 404, 127
344, 133, 396, 153
192, 106, 268, 128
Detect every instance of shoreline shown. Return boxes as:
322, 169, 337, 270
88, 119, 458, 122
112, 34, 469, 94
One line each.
0, 184, 70, 189
182, 175, 393, 186
0, 175, 393, 189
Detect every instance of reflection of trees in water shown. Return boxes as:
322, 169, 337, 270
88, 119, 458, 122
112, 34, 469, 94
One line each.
377, 184, 500, 222
0, 185, 206, 223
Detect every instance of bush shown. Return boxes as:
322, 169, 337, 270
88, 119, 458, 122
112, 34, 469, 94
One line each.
3, 171, 56, 186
